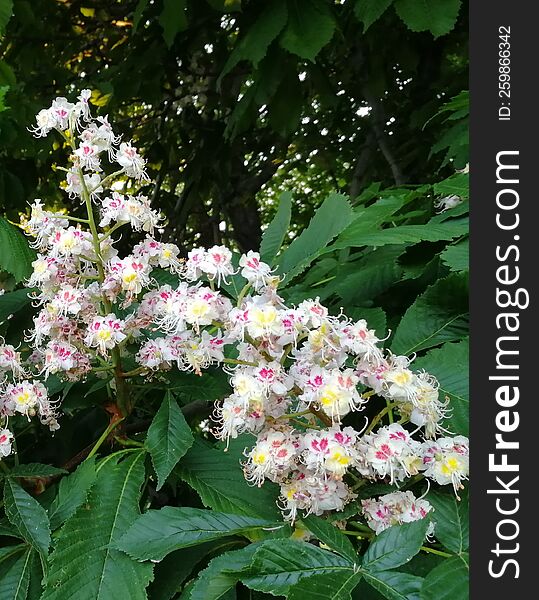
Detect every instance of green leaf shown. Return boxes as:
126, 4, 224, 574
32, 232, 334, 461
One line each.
132, 0, 149, 31
26, 549, 43, 600
48, 458, 96, 531
330, 218, 468, 251
219, 1, 287, 84
150, 541, 236, 600
363, 570, 423, 600
0, 547, 34, 600
0, 0, 13, 36
241, 539, 354, 595
260, 191, 293, 264
354, 0, 394, 31
362, 520, 430, 572
280, 0, 336, 62
0, 84, 8, 112
433, 172, 469, 200
186, 544, 261, 600
394, 0, 462, 38
428, 489, 468, 554
302, 515, 357, 562
278, 192, 353, 284
288, 571, 362, 600
421, 554, 469, 600
6, 463, 67, 478
0, 544, 26, 564
4, 478, 51, 563
159, 0, 187, 48
338, 195, 409, 243
440, 239, 468, 272
177, 438, 282, 519
0, 517, 20, 538
117, 507, 281, 562
162, 369, 230, 400
0, 218, 35, 283
146, 392, 194, 490
391, 272, 468, 355
42, 452, 153, 600
333, 246, 403, 304
413, 340, 469, 436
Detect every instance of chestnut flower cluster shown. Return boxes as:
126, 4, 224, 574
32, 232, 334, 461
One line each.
0, 93, 469, 531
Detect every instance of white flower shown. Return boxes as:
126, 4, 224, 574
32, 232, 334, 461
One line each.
116, 142, 148, 180
239, 251, 273, 290
0, 429, 14, 457
85, 315, 127, 354
420, 436, 469, 495
362, 491, 434, 534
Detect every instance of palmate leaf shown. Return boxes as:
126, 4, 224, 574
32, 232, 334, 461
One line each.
277, 192, 353, 284
394, 0, 462, 38
259, 191, 292, 265
150, 540, 238, 600
363, 569, 423, 600
440, 238, 468, 272
6, 463, 67, 478
241, 539, 354, 595
185, 543, 261, 600
362, 519, 430, 572
413, 340, 469, 436
301, 515, 357, 562
0, 0, 13, 36
333, 246, 403, 305
145, 391, 194, 490
117, 507, 281, 562
0, 218, 35, 283
334, 195, 408, 248
0, 546, 35, 600
421, 554, 469, 600
287, 571, 362, 600
48, 458, 96, 531
329, 217, 468, 252
433, 172, 469, 200
42, 451, 153, 600
219, 0, 287, 84
159, 0, 187, 48
161, 368, 231, 400
0, 289, 32, 325
427, 488, 469, 554
3, 478, 50, 564
391, 272, 468, 356
280, 0, 336, 62
354, 0, 394, 31
176, 437, 282, 519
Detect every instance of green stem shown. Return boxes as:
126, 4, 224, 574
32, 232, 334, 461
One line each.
290, 417, 321, 430
386, 398, 394, 424
86, 418, 125, 460
72, 135, 130, 416
341, 530, 369, 538
278, 409, 312, 420
236, 283, 251, 307
92, 169, 124, 192
349, 522, 374, 534
420, 546, 452, 558
52, 214, 90, 224
366, 402, 397, 433
120, 367, 147, 378
113, 435, 144, 448
99, 222, 125, 243
222, 358, 258, 367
